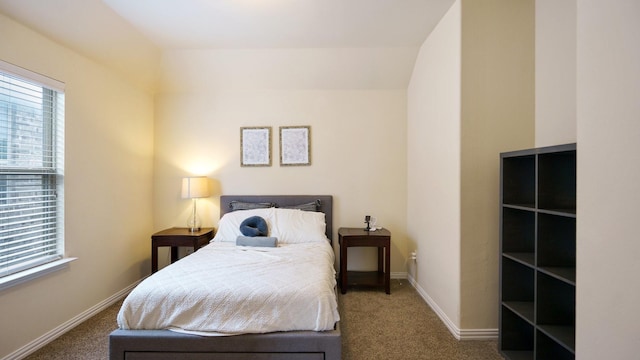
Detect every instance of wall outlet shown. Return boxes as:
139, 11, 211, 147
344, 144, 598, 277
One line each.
410, 251, 417, 262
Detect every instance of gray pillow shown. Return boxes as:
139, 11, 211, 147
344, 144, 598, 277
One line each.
280, 199, 321, 212
229, 200, 275, 211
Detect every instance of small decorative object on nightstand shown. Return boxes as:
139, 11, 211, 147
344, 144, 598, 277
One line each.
338, 227, 391, 294
151, 227, 214, 273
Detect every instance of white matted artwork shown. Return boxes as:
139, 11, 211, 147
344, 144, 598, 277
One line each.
241, 127, 271, 167
279, 126, 311, 166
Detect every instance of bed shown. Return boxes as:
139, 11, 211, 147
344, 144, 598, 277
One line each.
109, 195, 341, 360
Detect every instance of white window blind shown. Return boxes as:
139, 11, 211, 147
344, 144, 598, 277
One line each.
0, 61, 65, 279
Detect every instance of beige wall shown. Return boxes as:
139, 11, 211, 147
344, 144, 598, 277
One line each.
407, 0, 462, 330
460, 0, 535, 330
407, 0, 534, 335
153, 48, 409, 272
535, 0, 577, 147
0, 13, 154, 359
576, 0, 640, 357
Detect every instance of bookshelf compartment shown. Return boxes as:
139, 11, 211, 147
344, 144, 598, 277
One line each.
501, 306, 534, 359
502, 155, 535, 208
538, 150, 576, 213
502, 207, 535, 266
502, 257, 534, 323
537, 214, 576, 284
536, 272, 575, 351
537, 331, 575, 360
502, 258, 534, 303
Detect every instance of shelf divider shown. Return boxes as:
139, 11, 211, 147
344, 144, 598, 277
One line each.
503, 252, 535, 267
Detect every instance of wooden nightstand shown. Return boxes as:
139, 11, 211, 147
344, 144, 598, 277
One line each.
151, 227, 214, 273
338, 227, 391, 294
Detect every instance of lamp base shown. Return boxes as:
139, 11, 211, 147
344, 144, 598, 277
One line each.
187, 208, 202, 232
187, 216, 201, 232
187, 201, 201, 233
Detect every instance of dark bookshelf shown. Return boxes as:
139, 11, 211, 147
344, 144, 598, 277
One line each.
499, 143, 576, 360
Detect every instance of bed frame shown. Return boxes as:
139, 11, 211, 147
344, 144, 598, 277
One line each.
109, 195, 341, 360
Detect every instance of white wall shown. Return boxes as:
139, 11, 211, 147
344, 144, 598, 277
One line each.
0, 13, 154, 359
535, 0, 577, 147
407, 0, 462, 329
159, 48, 419, 93
153, 48, 409, 272
535, 0, 640, 356
576, 0, 640, 357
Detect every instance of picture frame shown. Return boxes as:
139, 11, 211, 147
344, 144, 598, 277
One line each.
240, 127, 271, 167
279, 126, 311, 166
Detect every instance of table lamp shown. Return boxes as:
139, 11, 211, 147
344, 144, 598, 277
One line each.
181, 176, 211, 232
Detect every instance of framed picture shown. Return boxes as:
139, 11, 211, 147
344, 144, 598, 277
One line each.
279, 126, 311, 166
240, 127, 271, 166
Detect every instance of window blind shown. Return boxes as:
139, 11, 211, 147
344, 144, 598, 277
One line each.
0, 61, 65, 279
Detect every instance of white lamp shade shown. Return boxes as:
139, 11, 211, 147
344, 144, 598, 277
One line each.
181, 177, 211, 199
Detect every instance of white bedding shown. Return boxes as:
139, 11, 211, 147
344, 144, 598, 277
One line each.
117, 241, 340, 335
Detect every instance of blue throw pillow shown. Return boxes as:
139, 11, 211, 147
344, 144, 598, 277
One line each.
240, 216, 268, 237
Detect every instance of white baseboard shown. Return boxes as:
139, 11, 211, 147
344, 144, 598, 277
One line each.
406, 274, 498, 341
458, 328, 500, 340
3, 280, 141, 360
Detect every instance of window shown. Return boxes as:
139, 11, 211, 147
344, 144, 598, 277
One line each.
0, 60, 65, 284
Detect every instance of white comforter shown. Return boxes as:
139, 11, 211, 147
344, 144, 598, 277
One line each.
117, 241, 340, 335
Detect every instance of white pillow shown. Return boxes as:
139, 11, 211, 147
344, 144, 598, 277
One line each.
212, 208, 275, 242
271, 208, 328, 244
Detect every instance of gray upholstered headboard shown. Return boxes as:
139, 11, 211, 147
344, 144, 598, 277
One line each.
220, 195, 333, 241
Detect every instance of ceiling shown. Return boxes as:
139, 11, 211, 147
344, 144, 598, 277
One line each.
101, 0, 454, 49
0, 0, 455, 90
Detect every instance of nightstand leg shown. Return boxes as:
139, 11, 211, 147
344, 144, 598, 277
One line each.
385, 245, 390, 294
170, 246, 179, 263
340, 241, 347, 294
152, 244, 158, 273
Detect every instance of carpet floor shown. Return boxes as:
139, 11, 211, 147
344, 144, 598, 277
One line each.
24, 280, 502, 359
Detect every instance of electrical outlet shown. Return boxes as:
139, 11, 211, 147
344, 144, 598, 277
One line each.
409, 251, 417, 262
185, 248, 194, 255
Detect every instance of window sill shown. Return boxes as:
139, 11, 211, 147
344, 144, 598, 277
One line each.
0, 257, 78, 292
